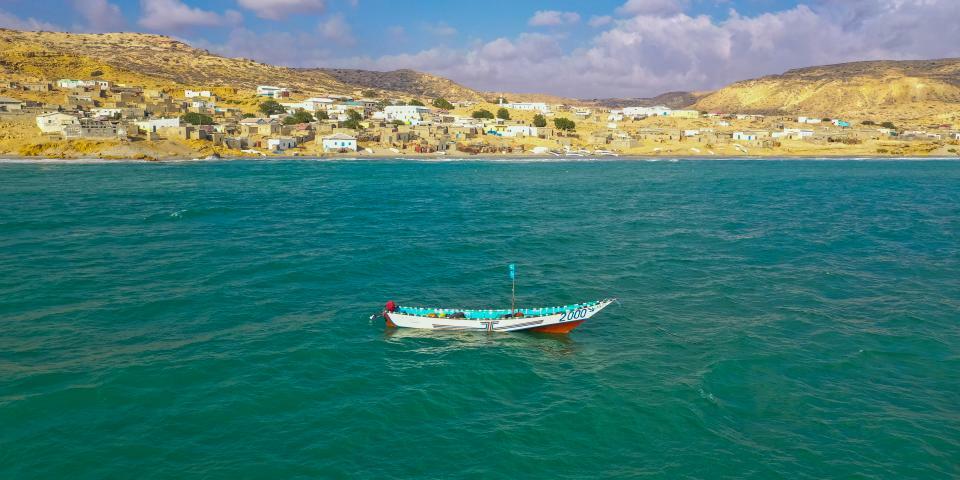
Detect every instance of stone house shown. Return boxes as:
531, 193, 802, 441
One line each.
63, 120, 118, 139
239, 118, 281, 136
0, 96, 24, 112
23, 82, 52, 92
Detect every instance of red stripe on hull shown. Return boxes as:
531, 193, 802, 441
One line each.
528, 320, 584, 334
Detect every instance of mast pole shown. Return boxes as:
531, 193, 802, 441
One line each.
509, 263, 516, 316
512, 276, 516, 315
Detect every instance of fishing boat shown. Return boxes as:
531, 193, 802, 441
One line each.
378, 299, 615, 333
372, 264, 616, 333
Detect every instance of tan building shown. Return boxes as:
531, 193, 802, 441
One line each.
239, 118, 281, 136
23, 82, 53, 92
0, 96, 24, 112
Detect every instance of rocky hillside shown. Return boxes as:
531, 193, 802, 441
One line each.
587, 91, 701, 109
317, 68, 484, 101
0, 29, 486, 100
0, 29, 355, 94
693, 59, 960, 118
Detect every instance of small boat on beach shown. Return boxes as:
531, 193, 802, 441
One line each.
372, 264, 615, 333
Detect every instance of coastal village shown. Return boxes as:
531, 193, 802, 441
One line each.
1, 76, 959, 159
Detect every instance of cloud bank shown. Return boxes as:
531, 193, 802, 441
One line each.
6, 0, 957, 99
323, 0, 960, 98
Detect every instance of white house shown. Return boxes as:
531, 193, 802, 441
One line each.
57, 79, 95, 89
257, 85, 289, 98
321, 133, 357, 152
798, 116, 822, 124
623, 106, 671, 117
301, 97, 335, 112
185, 90, 212, 98
267, 137, 297, 151
733, 131, 758, 141
608, 111, 624, 122
668, 110, 700, 118
782, 128, 814, 139
384, 105, 430, 123
952, 132, 960, 140
573, 108, 592, 118
136, 117, 180, 133
502, 126, 538, 137
91, 108, 123, 118
503, 102, 550, 113
35, 112, 80, 134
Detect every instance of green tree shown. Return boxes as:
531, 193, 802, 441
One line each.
881, 121, 897, 130
553, 117, 576, 131
432, 98, 454, 110
259, 99, 286, 116
362, 89, 378, 98
90, 70, 103, 77
283, 109, 314, 125
533, 114, 547, 128
242, 113, 256, 118
472, 109, 494, 119
861, 120, 876, 125
343, 109, 364, 129
408, 99, 425, 106
391, 119, 405, 126
315, 110, 329, 120
496, 108, 510, 120
181, 112, 214, 125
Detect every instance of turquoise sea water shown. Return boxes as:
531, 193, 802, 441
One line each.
1, 159, 959, 479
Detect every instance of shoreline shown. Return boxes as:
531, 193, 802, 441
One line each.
2, 153, 959, 163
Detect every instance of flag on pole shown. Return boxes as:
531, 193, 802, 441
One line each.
509, 263, 516, 280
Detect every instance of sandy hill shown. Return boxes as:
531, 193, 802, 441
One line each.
693, 59, 960, 119
317, 68, 484, 102
0, 29, 488, 101
0, 29, 352, 94
586, 91, 703, 109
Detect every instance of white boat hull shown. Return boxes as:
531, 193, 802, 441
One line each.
384, 299, 614, 333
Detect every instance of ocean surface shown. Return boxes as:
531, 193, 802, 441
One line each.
1, 158, 959, 479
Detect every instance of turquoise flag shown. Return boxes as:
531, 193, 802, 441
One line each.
509, 263, 516, 280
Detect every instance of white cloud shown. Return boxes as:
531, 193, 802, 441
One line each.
528, 10, 581, 27
236, 0, 326, 20
0, 9, 59, 31
318, 14, 355, 46
70, 0, 126, 32
329, 0, 960, 98
138, 0, 241, 31
617, 0, 688, 17
588, 15, 613, 28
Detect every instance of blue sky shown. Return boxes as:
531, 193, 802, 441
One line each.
1, 0, 957, 97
